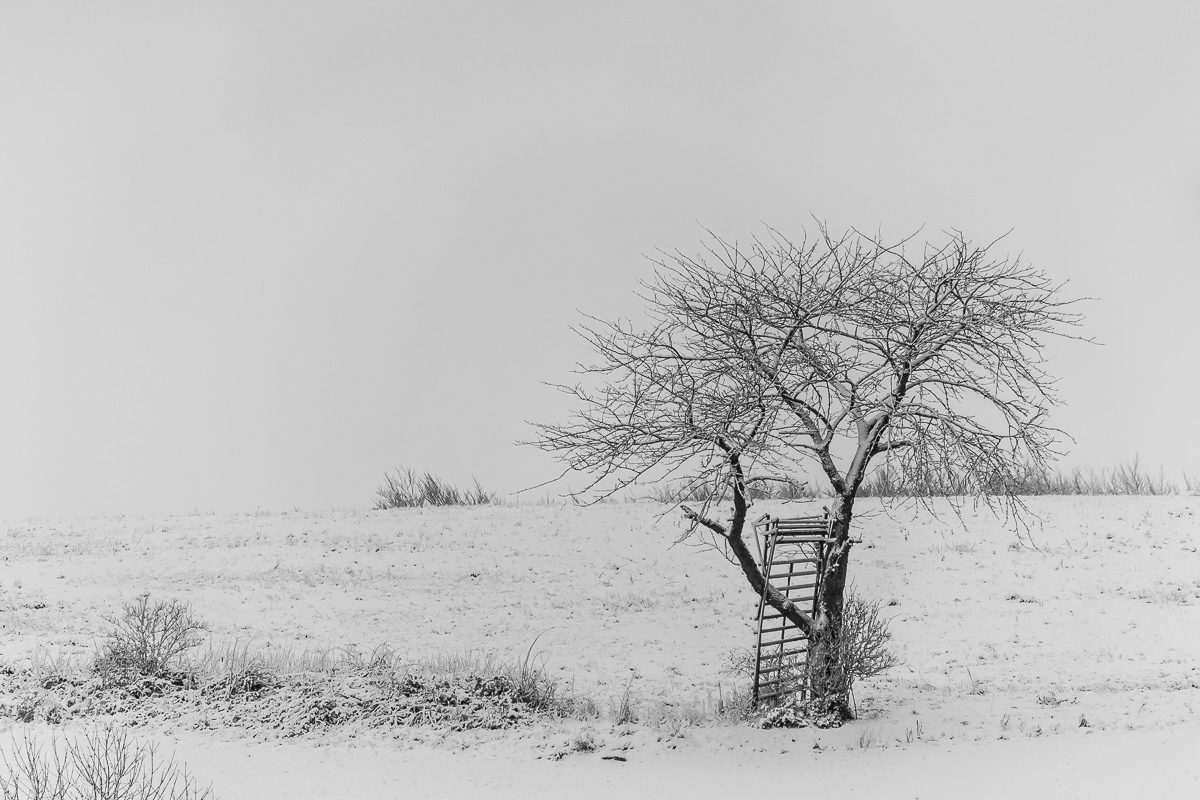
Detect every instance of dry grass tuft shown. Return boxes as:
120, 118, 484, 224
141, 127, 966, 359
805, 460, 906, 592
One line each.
374, 466, 498, 509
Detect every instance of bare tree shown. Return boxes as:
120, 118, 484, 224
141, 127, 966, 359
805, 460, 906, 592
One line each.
532, 225, 1083, 713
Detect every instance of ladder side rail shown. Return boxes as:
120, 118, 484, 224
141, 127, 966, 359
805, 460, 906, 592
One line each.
751, 523, 779, 706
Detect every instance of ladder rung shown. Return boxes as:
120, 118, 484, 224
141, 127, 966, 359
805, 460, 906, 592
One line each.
758, 647, 806, 666
767, 633, 808, 647
761, 612, 810, 622
757, 668, 796, 678
757, 673, 801, 685
757, 657, 808, 674
759, 623, 797, 635
768, 557, 820, 565
760, 607, 812, 623
760, 670, 807, 683
768, 569, 818, 580
757, 664, 793, 674
775, 580, 817, 590
760, 646, 809, 661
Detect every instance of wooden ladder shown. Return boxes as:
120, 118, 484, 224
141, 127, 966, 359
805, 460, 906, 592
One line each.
751, 513, 834, 706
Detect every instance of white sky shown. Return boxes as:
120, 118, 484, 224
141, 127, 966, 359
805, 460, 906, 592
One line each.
0, 2, 1197, 517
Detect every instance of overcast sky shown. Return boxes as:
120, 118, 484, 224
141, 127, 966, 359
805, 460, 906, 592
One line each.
0, 2, 1196, 518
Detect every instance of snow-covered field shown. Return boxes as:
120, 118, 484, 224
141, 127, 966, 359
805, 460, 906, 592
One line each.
2, 496, 1198, 798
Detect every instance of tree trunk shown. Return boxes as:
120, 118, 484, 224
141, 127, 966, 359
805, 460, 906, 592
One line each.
808, 492, 855, 716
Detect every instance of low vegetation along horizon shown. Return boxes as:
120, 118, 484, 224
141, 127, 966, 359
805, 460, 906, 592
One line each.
0, 466, 1197, 797
376, 460, 1198, 510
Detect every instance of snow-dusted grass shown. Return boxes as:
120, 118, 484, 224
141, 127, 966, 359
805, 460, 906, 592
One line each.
1, 496, 1198, 796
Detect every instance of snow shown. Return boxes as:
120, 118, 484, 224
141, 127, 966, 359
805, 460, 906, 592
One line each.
2, 496, 1198, 797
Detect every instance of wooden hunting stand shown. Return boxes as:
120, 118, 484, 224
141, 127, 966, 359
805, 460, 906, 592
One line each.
751, 512, 835, 707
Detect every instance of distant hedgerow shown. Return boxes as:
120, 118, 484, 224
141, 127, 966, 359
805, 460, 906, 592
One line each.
645, 477, 820, 504
859, 458, 1183, 497
374, 466, 499, 509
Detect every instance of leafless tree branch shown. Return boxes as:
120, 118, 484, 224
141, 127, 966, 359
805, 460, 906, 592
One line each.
528, 224, 1085, 705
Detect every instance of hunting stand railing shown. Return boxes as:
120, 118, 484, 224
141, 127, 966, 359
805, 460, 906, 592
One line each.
751, 512, 835, 707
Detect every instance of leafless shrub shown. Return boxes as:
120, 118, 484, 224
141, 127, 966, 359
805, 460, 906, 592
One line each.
721, 647, 755, 679
0, 727, 214, 800
808, 588, 900, 716
373, 466, 498, 509
94, 595, 207, 684
837, 591, 900, 689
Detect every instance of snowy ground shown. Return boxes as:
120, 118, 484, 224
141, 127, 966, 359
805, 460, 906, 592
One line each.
2, 496, 1198, 797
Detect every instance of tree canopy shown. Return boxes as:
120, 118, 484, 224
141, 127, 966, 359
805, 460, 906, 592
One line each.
532, 224, 1083, 711
536, 226, 1083, 519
